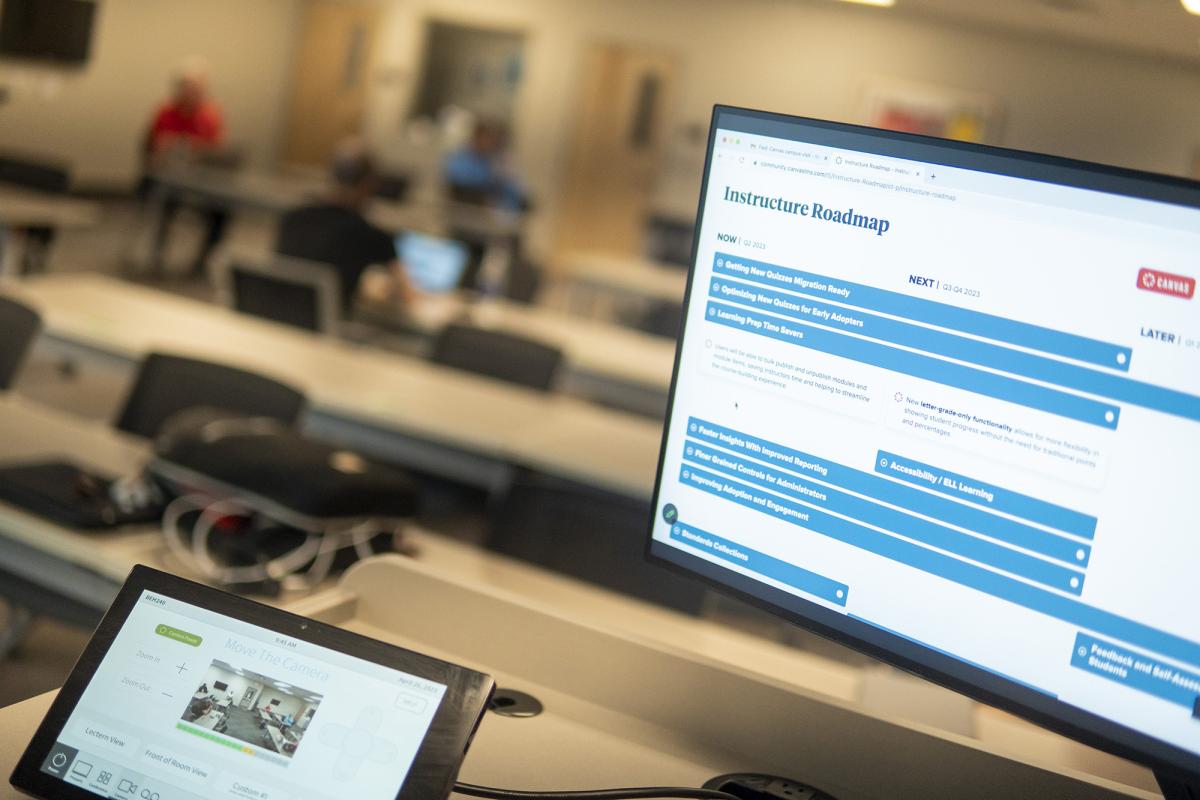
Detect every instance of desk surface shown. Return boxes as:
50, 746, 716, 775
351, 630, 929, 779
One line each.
6, 274, 663, 499
0, 394, 161, 586
0, 187, 101, 229
396, 293, 676, 393
153, 165, 524, 239
0, 395, 1155, 800
150, 165, 323, 212
0, 556, 1148, 800
0, 391, 855, 699
0, 397, 1159, 799
563, 251, 688, 304
0, 394, 341, 613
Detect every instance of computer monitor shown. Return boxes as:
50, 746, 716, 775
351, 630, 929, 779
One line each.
396, 231, 470, 294
647, 105, 1200, 794
0, 0, 95, 65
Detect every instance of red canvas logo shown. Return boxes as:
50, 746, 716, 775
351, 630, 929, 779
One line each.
1137, 268, 1194, 300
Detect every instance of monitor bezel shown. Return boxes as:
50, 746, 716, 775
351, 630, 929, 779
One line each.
645, 104, 1200, 785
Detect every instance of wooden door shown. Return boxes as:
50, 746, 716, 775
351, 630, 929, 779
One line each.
556, 43, 677, 258
281, 0, 381, 166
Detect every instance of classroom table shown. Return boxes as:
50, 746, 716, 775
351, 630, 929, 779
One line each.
0, 394, 163, 625
194, 710, 223, 730
366, 291, 676, 416
148, 165, 525, 237
0, 393, 327, 627
370, 193, 525, 243
0, 392, 1163, 799
0, 394, 1154, 796
0, 187, 101, 279
146, 165, 324, 214
560, 250, 689, 307
140, 165, 525, 275
0, 556, 1152, 800
3, 274, 664, 500
0, 391, 857, 699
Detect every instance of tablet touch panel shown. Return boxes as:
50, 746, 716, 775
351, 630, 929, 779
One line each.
12, 568, 493, 800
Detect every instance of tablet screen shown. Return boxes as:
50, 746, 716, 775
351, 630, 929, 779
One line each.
398, 232, 469, 294
36, 589, 449, 800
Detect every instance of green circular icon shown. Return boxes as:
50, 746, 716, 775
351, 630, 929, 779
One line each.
662, 504, 678, 524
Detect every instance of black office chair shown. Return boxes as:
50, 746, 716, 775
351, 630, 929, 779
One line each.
115, 352, 307, 440
374, 172, 412, 202
504, 257, 543, 304
0, 152, 70, 193
0, 297, 42, 390
222, 257, 341, 334
0, 151, 71, 275
487, 470, 707, 615
638, 300, 684, 340
429, 324, 563, 392
644, 213, 695, 269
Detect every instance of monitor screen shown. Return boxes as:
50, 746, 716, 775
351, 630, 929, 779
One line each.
40, 590, 447, 800
397, 232, 469, 294
0, 0, 95, 64
648, 106, 1200, 777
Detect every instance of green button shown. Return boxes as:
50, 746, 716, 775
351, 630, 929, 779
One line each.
155, 624, 202, 647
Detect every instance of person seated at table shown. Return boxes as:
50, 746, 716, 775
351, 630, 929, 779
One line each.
442, 120, 529, 289
183, 683, 213, 721
142, 56, 231, 279
276, 138, 416, 314
443, 120, 528, 212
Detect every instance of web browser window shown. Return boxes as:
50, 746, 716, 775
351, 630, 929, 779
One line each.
651, 113, 1200, 760
39, 591, 447, 800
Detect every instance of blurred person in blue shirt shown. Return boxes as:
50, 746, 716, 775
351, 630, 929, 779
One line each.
443, 120, 529, 211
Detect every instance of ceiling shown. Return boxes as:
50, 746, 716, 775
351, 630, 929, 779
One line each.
871, 0, 1200, 66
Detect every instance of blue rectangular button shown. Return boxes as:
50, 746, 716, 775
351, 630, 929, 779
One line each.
669, 521, 848, 606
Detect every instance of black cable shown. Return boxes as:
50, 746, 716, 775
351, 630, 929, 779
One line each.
453, 782, 742, 800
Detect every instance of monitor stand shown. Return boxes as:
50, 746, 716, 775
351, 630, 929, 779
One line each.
1157, 772, 1200, 800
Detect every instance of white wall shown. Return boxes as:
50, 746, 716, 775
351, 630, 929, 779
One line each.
258, 689, 305, 718
199, 664, 263, 708
0, 0, 301, 188
365, 0, 1200, 254
4, 0, 1194, 238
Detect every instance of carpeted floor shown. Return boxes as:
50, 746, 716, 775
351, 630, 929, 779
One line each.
220, 705, 277, 752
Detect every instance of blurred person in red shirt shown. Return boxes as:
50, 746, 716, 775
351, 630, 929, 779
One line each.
146, 67, 223, 154
141, 57, 231, 279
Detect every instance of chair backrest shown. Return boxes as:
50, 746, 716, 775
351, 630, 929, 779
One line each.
504, 257, 542, 305
115, 352, 307, 440
430, 323, 563, 392
0, 297, 42, 390
446, 183, 493, 207
488, 471, 707, 615
638, 300, 684, 340
219, 256, 341, 335
644, 213, 695, 268
374, 172, 411, 202
0, 152, 70, 194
